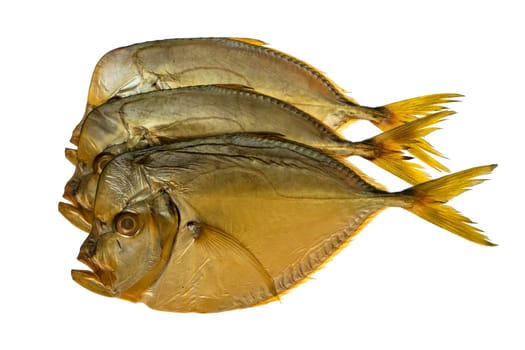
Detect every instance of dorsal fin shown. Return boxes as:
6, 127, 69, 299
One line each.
208, 83, 255, 92
229, 37, 267, 46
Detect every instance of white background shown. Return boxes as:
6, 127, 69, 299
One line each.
1, 1, 523, 349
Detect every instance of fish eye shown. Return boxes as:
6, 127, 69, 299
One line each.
93, 152, 115, 174
114, 212, 140, 237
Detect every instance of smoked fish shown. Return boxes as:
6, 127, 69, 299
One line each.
70, 38, 460, 147
72, 133, 496, 313
61, 85, 450, 232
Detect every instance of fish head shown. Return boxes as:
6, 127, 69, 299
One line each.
70, 44, 145, 145
61, 107, 131, 231
86, 46, 142, 112
72, 155, 179, 298
61, 151, 116, 230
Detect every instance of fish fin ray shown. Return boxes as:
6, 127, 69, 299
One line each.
273, 208, 382, 295
364, 111, 455, 183
164, 223, 277, 312
376, 93, 463, 129
404, 164, 497, 245
206, 83, 255, 92
342, 161, 388, 191
197, 224, 275, 292
323, 158, 388, 191
229, 37, 358, 106
372, 156, 429, 185
229, 37, 268, 46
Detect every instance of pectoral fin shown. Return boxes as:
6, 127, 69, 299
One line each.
146, 221, 277, 313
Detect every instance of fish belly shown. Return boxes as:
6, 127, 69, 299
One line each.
143, 153, 383, 312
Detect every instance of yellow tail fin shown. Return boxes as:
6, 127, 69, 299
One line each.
402, 164, 497, 246
366, 110, 453, 184
375, 93, 462, 130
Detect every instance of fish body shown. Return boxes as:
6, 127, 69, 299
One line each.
70, 37, 460, 144
73, 134, 495, 313
61, 85, 450, 232
76, 85, 362, 165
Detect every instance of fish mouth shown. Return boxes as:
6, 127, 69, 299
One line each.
72, 253, 117, 297
71, 269, 116, 297
58, 202, 92, 232
59, 169, 94, 233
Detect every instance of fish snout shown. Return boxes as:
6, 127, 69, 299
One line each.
63, 177, 80, 205
76, 230, 117, 290
78, 236, 97, 262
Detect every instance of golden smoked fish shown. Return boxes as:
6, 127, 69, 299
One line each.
70, 37, 460, 145
72, 133, 496, 313
60, 85, 450, 232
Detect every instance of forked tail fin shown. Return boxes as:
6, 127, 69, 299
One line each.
402, 164, 497, 246
366, 110, 453, 184
375, 93, 463, 130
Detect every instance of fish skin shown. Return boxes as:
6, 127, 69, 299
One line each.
73, 134, 495, 313
62, 85, 449, 232
75, 85, 362, 165
70, 37, 460, 144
